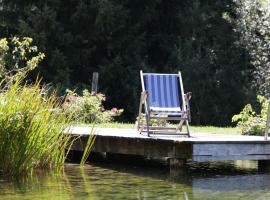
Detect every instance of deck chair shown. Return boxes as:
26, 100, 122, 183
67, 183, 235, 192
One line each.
137, 70, 191, 137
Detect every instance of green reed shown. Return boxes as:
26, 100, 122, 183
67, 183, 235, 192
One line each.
80, 126, 96, 165
0, 76, 74, 177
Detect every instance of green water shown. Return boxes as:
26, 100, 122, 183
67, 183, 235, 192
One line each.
0, 161, 270, 200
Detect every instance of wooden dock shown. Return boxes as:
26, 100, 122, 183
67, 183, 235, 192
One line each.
68, 127, 270, 163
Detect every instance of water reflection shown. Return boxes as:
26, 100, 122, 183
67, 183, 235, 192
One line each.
0, 161, 269, 199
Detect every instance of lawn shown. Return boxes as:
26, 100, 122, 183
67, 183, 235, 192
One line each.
80, 122, 241, 135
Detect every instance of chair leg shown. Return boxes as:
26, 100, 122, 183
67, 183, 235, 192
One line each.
146, 113, 150, 137
176, 113, 190, 137
137, 93, 145, 131
176, 117, 185, 131
185, 120, 190, 137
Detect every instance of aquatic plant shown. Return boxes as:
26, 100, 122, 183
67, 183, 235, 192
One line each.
80, 127, 96, 165
0, 37, 96, 176
0, 75, 75, 176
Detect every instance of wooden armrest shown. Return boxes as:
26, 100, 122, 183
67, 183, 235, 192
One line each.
141, 91, 147, 102
186, 92, 192, 100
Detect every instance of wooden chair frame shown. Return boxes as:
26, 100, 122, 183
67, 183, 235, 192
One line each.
137, 70, 191, 137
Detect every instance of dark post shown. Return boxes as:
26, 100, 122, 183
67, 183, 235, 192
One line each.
91, 72, 99, 95
258, 160, 270, 173
169, 158, 187, 170
169, 158, 187, 176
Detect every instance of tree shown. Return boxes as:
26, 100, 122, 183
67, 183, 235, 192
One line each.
0, 0, 256, 125
0, 37, 44, 79
233, 0, 270, 98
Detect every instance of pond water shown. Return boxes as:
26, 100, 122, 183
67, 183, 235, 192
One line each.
0, 160, 270, 200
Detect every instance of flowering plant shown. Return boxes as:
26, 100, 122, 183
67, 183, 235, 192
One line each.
63, 89, 123, 123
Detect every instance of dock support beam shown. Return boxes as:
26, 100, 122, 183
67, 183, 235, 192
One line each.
169, 158, 186, 169
258, 160, 270, 172
169, 158, 187, 176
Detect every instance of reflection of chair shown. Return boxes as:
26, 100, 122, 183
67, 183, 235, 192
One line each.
137, 70, 191, 137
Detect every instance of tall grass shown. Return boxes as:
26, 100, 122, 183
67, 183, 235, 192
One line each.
0, 76, 74, 176
80, 126, 96, 165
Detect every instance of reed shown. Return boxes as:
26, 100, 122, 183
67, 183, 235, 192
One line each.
0, 76, 74, 176
80, 126, 96, 165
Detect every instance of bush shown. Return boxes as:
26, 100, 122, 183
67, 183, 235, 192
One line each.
63, 89, 123, 124
232, 95, 268, 135
0, 37, 45, 79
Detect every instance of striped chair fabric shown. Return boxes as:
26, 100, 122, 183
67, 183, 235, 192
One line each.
144, 74, 182, 115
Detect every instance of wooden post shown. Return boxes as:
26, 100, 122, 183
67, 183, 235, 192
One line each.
258, 160, 270, 172
91, 72, 99, 95
169, 158, 186, 169
169, 158, 187, 177
265, 101, 270, 140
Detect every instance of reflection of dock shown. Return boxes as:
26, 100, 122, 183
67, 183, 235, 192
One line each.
68, 127, 270, 170
193, 174, 270, 191
192, 174, 270, 199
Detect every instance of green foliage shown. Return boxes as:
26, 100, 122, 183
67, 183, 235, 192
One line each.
0, 37, 96, 176
233, 0, 270, 97
136, 114, 167, 128
1, 0, 259, 126
80, 127, 96, 165
63, 89, 123, 124
232, 95, 268, 135
0, 75, 74, 176
0, 37, 45, 79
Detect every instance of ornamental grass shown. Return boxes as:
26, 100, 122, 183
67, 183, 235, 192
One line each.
0, 76, 74, 176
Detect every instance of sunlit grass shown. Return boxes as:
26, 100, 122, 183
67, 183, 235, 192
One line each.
190, 126, 241, 135
79, 122, 240, 135
98, 122, 135, 128
0, 76, 74, 177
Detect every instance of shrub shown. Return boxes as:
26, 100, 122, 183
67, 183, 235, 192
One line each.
232, 95, 268, 135
0, 37, 45, 80
63, 89, 123, 124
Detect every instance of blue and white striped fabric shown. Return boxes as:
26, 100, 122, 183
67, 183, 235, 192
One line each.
144, 74, 182, 115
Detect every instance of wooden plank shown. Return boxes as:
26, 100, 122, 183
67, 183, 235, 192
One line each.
193, 155, 270, 162
150, 116, 186, 120
68, 127, 270, 162
191, 139, 270, 144
71, 135, 192, 159
193, 143, 270, 156
140, 126, 177, 130
67, 127, 270, 145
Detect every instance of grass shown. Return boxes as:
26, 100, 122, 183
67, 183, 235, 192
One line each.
0, 76, 75, 177
98, 122, 135, 128
79, 122, 241, 135
190, 126, 241, 135
80, 127, 96, 165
